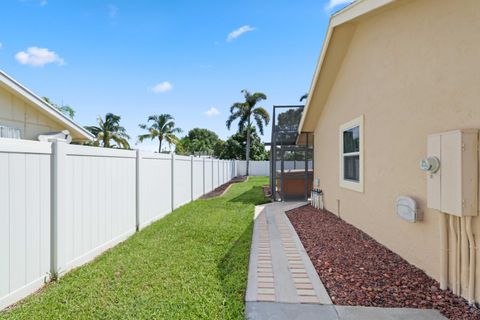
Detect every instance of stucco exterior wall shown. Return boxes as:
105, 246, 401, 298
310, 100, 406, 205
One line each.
313, 0, 480, 300
0, 85, 67, 140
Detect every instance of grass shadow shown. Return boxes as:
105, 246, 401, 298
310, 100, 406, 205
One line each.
217, 182, 270, 319
217, 221, 254, 320
228, 186, 270, 205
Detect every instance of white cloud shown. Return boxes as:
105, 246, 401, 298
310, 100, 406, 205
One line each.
325, 0, 354, 10
151, 81, 173, 93
0, 43, 2, 49
205, 107, 220, 117
227, 25, 256, 42
15, 47, 65, 67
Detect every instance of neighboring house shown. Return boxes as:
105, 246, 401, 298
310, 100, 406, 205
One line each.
0, 70, 93, 141
299, 0, 480, 304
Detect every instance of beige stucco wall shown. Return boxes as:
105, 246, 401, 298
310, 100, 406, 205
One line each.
0, 84, 69, 140
313, 0, 480, 301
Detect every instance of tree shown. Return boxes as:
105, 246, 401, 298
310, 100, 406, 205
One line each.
43, 96, 75, 119
85, 113, 130, 149
138, 114, 182, 153
213, 140, 226, 158
226, 89, 269, 175
217, 126, 268, 161
175, 128, 221, 156
174, 138, 188, 155
277, 108, 303, 130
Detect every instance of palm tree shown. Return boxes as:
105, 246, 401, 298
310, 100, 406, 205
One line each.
85, 113, 130, 149
138, 114, 182, 153
226, 89, 269, 175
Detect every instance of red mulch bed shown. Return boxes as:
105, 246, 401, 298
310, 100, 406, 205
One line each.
287, 205, 480, 320
200, 176, 247, 199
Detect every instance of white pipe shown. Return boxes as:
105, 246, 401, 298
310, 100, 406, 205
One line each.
456, 217, 461, 295
449, 215, 458, 294
461, 218, 469, 297
465, 216, 476, 304
439, 212, 449, 290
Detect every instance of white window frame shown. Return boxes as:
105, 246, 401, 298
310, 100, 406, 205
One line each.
339, 115, 364, 192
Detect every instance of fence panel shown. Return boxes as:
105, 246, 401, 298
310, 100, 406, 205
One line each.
0, 140, 51, 310
237, 160, 246, 176
213, 159, 219, 188
58, 144, 137, 273
173, 155, 192, 208
192, 157, 204, 199
226, 161, 231, 181
204, 158, 213, 193
236, 160, 269, 176
232, 161, 237, 178
0, 139, 239, 310
221, 161, 226, 184
138, 152, 172, 229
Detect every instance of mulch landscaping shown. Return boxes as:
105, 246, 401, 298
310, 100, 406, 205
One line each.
200, 176, 247, 199
287, 205, 480, 320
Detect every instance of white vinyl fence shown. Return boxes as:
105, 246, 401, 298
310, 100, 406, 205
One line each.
236, 160, 314, 176
0, 139, 238, 310
0, 140, 51, 310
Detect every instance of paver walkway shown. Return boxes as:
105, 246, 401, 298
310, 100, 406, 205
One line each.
246, 202, 331, 305
245, 202, 447, 320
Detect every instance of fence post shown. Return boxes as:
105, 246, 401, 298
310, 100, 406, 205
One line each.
211, 157, 214, 190
135, 150, 141, 231
51, 140, 67, 277
190, 155, 194, 201
171, 152, 175, 211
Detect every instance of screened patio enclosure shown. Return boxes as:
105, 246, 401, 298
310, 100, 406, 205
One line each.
269, 105, 314, 201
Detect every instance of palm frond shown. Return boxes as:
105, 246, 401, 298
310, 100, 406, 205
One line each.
252, 107, 270, 125
137, 133, 153, 143
230, 102, 245, 113
250, 92, 267, 103
165, 134, 179, 145
111, 134, 130, 149
226, 110, 242, 130
254, 114, 264, 135
85, 125, 101, 136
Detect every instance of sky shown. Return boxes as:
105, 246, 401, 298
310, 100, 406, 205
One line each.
0, 0, 353, 151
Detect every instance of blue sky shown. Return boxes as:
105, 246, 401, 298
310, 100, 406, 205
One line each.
0, 0, 352, 151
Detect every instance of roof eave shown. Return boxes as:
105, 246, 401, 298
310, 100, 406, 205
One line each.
298, 0, 396, 134
0, 70, 94, 141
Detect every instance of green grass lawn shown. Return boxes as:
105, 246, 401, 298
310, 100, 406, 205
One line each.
1, 176, 269, 320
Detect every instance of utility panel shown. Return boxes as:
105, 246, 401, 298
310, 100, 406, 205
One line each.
424, 129, 478, 216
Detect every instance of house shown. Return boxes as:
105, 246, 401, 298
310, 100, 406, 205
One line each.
299, 0, 480, 304
0, 70, 93, 141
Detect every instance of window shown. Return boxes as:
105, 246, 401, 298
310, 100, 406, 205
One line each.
339, 115, 364, 192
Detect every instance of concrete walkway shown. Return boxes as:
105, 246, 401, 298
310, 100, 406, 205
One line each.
245, 202, 447, 320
